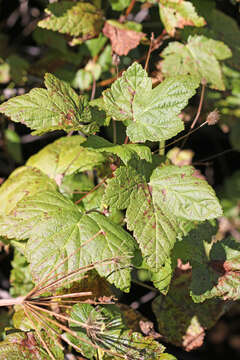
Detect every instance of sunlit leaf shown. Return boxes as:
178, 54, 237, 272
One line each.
161, 35, 232, 90
103, 62, 199, 142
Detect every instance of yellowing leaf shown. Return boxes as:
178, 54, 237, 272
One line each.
27, 136, 105, 182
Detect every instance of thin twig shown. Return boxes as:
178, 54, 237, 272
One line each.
144, 32, 154, 71
75, 177, 107, 204
180, 82, 206, 150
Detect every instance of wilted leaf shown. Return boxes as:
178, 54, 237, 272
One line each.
152, 272, 225, 351
159, 0, 205, 36
27, 136, 105, 183
103, 20, 145, 56
103, 62, 199, 142
0, 190, 137, 291
0, 73, 101, 135
83, 135, 152, 164
161, 35, 232, 90
103, 162, 222, 270
0, 166, 57, 215
38, 1, 104, 41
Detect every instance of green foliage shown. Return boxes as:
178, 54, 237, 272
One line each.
152, 272, 225, 350
38, 1, 104, 43
0, 73, 102, 135
66, 303, 171, 359
0, 190, 137, 291
159, 0, 206, 36
0, 1, 239, 358
27, 135, 105, 182
161, 35, 232, 90
103, 162, 221, 270
0, 331, 64, 360
103, 62, 199, 142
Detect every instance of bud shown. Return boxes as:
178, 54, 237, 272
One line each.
206, 109, 220, 126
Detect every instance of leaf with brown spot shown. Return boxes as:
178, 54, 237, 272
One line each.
38, 1, 104, 41
173, 223, 240, 303
0, 190, 137, 292
103, 162, 221, 271
159, 0, 206, 36
0, 331, 64, 360
152, 272, 225, 351
0, 73, 102, 135
103, 20, 145, 56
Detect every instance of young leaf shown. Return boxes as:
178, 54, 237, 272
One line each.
38, 1, 104, 40
103, 163, 222, 270
161, 35, 232, 90
0, 331, 64, 360
173, 223, 240, 303
27, 136, 105, 183
103, 62, 199, 142
66, 303, 168, 359
159, 0, 206, 36
0, 190, 137, 291
152, 272, 225, 351
103, 20, 145, 56
0, 73, 100, 135
83, 135, 152, 164
0, 166, 57, 215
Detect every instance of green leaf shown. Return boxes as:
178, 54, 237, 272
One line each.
0, 190, 137, 291
66, 303, 167, 359
5, 128, 23, 164
6, 55, 29, 85
83, 135, 152, 164
33, 28, 69, 55
103, 62, 199, 142
103, 163, 222, 270
161, 35, 232, 90
0, 331, 64, 360
10, 249, 33, 297
152, 272, 225, 351
27, 136, 105, 183
0, 73, 100, 135
108, 0, 131, 11
173, 223, 240, 302
0, 166, 57, 215
0, 61, 10, 83
38, 1, 104, 40
150, 165, 222, 221
159, 0, 206, 36
150, 257, 174, 295
181, 2, 240, 71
